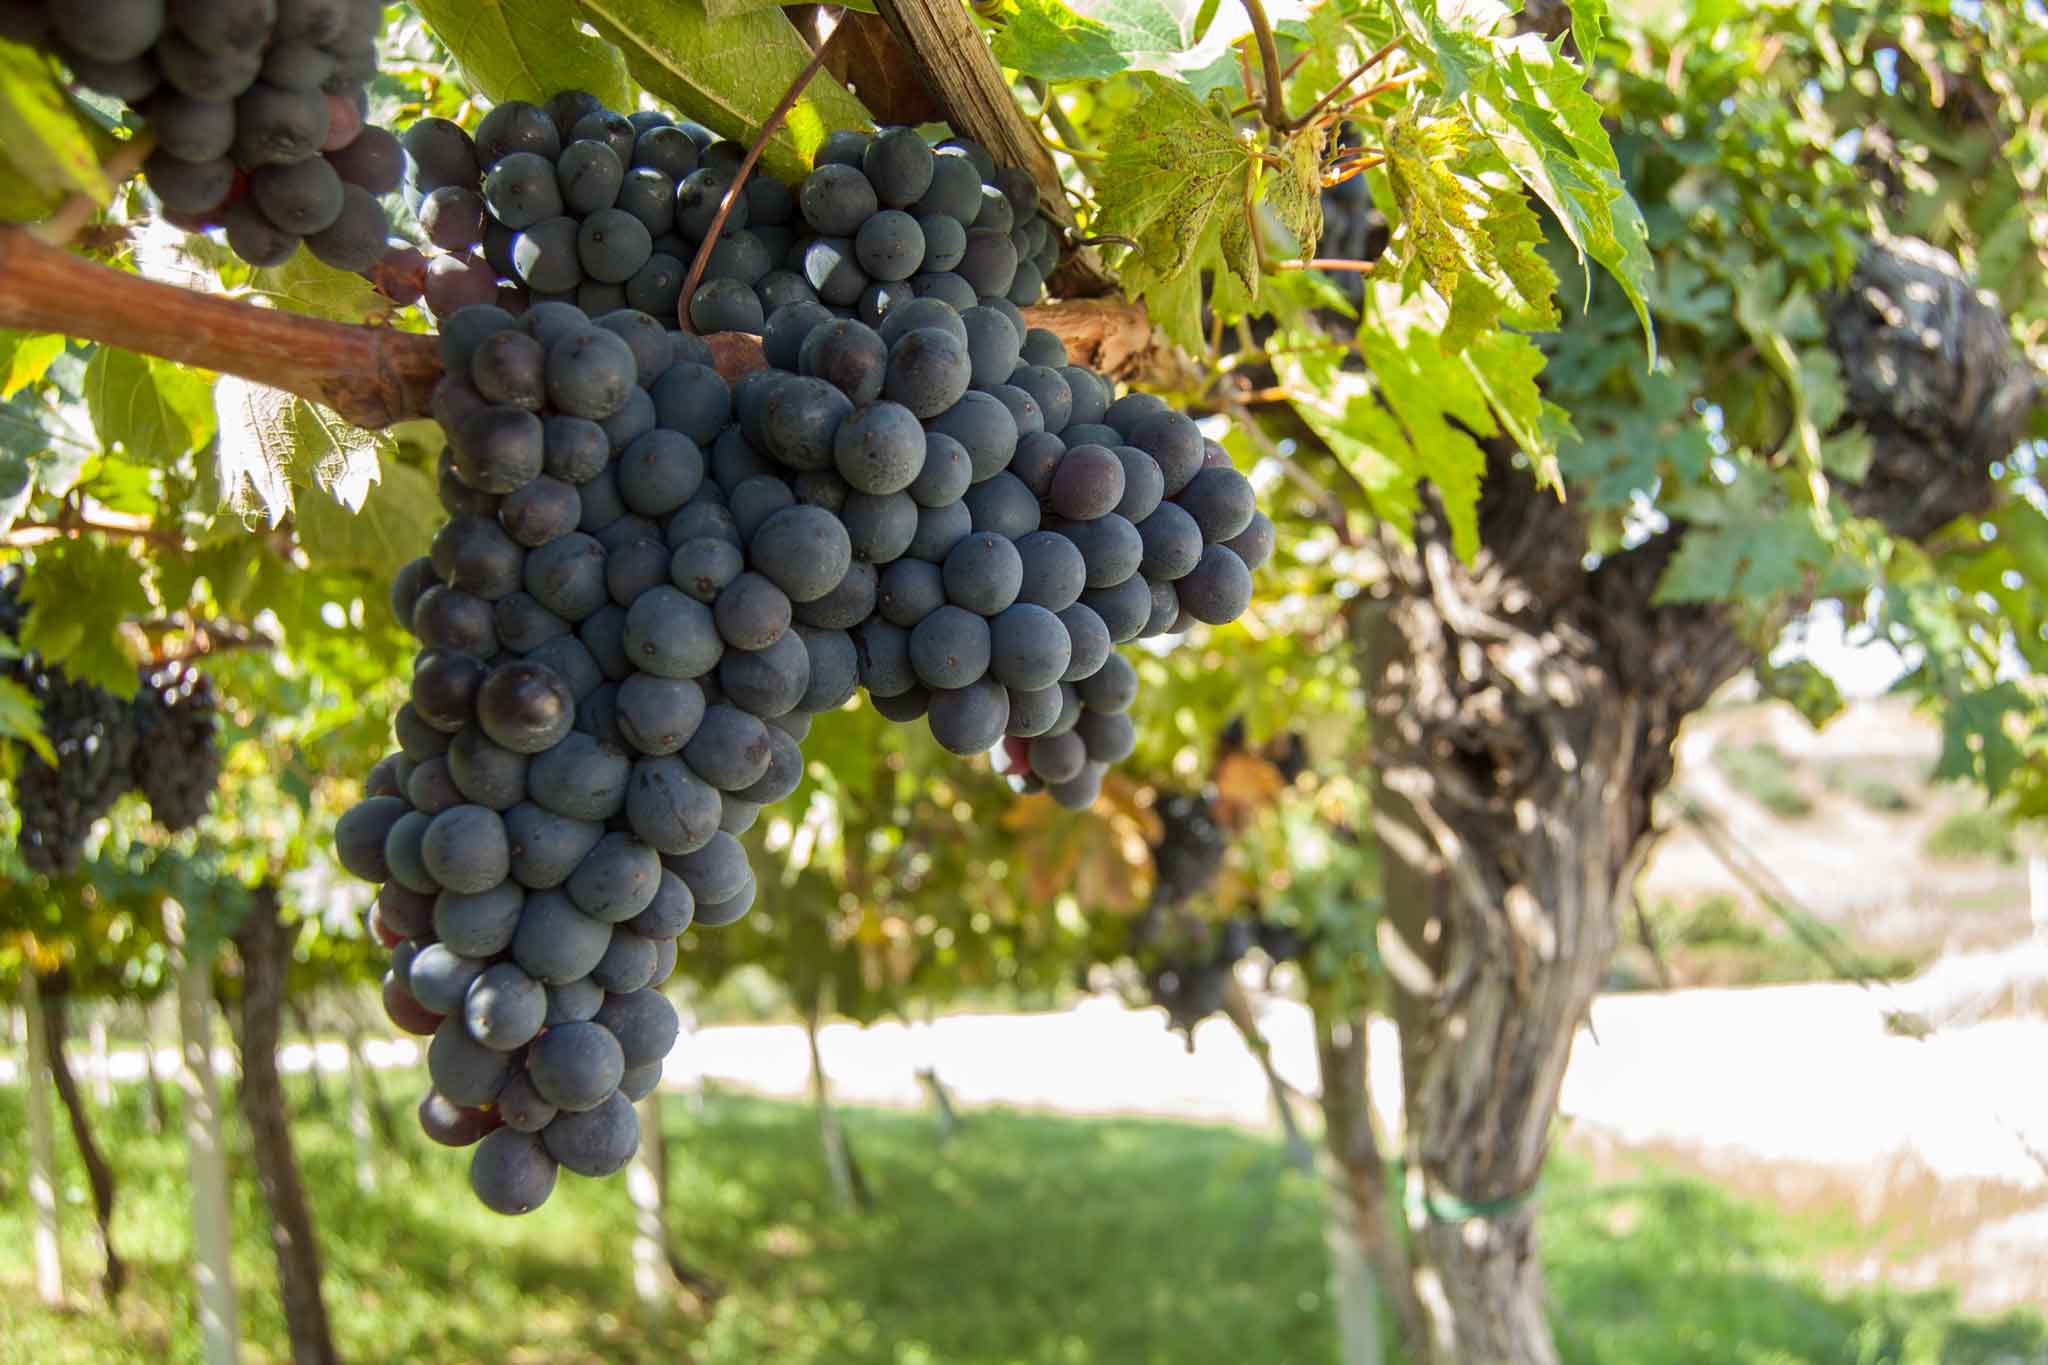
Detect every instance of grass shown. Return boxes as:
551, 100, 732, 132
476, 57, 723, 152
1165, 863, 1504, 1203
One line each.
1714, 742, 1815, 818
1633, 894, 1919, 988
1818, 760, 1916, 814
2, 1072, 2043, 1364
1922, 809, 2020, 865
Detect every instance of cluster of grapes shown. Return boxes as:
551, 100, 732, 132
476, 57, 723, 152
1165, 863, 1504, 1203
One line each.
1, 0, 400, 270
131, 658, 223, 832
1146, 914, 1307, 1032
7, 665, 141, 877
334, 305, 779, 1215
0, 568, 223, 874
330, 99, 1271, 1214
392, 91, 1063, 332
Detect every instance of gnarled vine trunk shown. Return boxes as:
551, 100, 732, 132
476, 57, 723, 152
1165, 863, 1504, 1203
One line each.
1357, 236, 2036, 1363
1361, 481, 1756, 1362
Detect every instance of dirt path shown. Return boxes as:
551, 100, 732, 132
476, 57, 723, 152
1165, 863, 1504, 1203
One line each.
9, 982, 2041, 1189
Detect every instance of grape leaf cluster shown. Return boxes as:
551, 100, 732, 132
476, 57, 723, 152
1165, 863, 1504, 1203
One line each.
333, 102, 1269, 1214
4, 0, 400, 270
0, 568, 222, 873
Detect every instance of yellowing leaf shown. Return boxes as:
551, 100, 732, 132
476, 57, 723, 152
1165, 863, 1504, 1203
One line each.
0, 39, 118, 219
1092, 74, 1253, 287
0, 332, 65, 399
1269, 124, 1327, 262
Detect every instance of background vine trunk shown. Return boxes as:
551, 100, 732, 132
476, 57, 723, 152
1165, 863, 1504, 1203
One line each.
234, 888, 340, 1365
39, 979, 128, 1299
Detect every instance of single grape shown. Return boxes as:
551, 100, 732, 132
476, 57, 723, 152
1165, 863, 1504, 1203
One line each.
475, 100, 562, 168
885, 327, 972, 418
928, 677, 1009, 755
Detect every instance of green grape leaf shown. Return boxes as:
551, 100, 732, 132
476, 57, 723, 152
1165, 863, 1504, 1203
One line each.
1093, 74, 1253, 299
1277, 342, 1428, 541
1555, 365, 1715, 507
83, 348, 217, 467
213, 379, 299, 524
1732, 274, 1838, 476
993, 0, 1304, 89
213, 379, 393, 525
1568, 0, 1608, 61
0, 332, 65, 399
17, 538, 150, 695
1753, 656, 1845, 730
1459, 329, 1567, 490
577, 0, 870, 183
1388, 1, 1654, 359
700, 0, 875, 17
1652, 470, 1834, 604
410, 0, 634, 110
1931, 682, 2030, 794
285, 401, 394, 510
1276, 286, 1535, 556
991, 0, 1131, 82
0, 677, 55, 764
0, 39, 118, 219
240, 252, 401, 325
295, 460, 440, 570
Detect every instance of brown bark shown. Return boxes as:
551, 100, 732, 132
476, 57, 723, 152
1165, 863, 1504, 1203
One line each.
38, 980, 128, 1300
234, 888, 340, 1365
1362, 468, 1748, 1361
1021, 298, 1203, 389
1361, 236, 2035, 1361
803, 999, 872, 1213
1219, 978, 1313, 1175
1311, 995, 1424, 1360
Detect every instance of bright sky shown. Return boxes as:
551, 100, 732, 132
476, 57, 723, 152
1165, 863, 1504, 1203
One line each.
1773, 600, 1911, 699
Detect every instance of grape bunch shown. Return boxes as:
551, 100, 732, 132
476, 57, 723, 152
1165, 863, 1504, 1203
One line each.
7, 664, 141, 876
394, 92, 1064, 329
131, 658, 222, 831
5, 0, 400, 270
334, 304, 787, 1215
333, 101, 1270, 1214
0, 568, 223, 872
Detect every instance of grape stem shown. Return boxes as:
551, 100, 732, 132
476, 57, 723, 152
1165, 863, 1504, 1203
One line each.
31, 132, 157, 250
678, 17, 845, 334
1238, 0, 1291, 132
1285, 39, 1404, 134
4, 510, 189, 549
